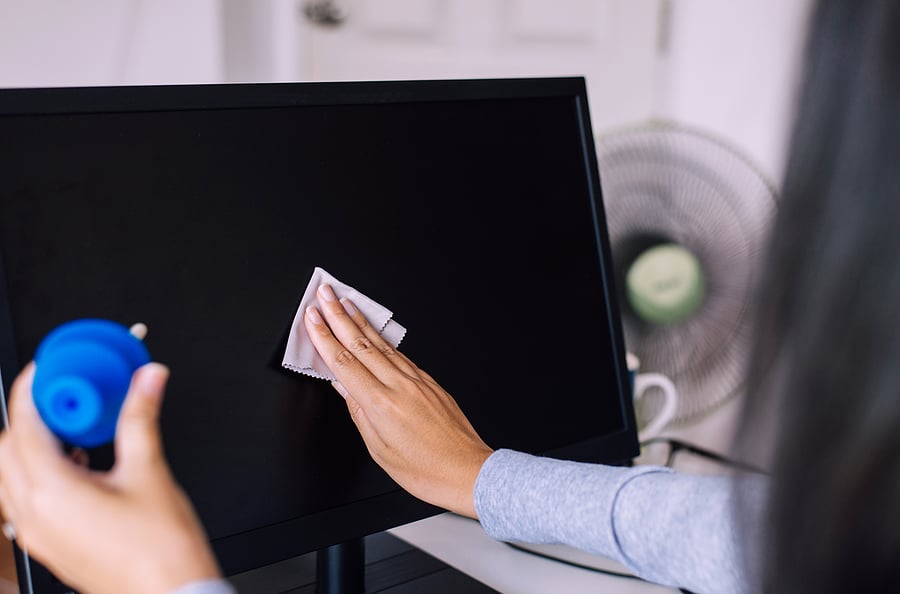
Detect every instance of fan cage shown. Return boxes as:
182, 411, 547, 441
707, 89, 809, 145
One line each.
597, 120, 778, 425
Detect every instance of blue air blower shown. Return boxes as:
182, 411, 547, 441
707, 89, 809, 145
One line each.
32, 319, 150, 448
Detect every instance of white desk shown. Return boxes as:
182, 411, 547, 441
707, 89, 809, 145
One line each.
390, 513, 677, 594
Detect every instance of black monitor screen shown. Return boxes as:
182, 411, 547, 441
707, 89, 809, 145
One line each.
0, 78, 637, 591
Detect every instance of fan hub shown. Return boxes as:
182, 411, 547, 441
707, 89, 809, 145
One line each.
626, 243, 706, 325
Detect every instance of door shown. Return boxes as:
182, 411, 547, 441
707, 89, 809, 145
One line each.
222, 0, 662, 135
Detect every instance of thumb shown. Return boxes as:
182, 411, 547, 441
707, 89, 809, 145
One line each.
113, 362, 170, 474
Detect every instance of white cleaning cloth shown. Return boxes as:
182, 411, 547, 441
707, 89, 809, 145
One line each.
282, 267, 406, 381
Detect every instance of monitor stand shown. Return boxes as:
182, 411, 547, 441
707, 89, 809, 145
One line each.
316, 538, 365, 594
228, 530, 499, 593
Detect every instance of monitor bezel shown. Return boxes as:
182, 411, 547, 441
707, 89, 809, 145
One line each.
0, 77, 639, 585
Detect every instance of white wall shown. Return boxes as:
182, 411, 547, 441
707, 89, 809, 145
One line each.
654, 0, 814, 186
0, 0, 223, 87
1, 0, 814, 187
221, 0, 302, 83
223, 0, 812, 186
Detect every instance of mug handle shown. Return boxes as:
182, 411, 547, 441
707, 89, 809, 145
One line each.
633, 372, 678, 441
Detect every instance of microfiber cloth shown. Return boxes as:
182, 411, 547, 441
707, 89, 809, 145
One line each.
282, 267, 406, 381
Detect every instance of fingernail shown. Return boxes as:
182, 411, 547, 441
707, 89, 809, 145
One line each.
137, 363, 169, 394
340, 297, 358, 316
306, 306, 323, 325
129, 322, 148, 340
332, 381, 349, 399
318, 284, 337, 302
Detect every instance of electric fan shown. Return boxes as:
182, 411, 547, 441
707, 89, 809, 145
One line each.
597, 121, 777, 424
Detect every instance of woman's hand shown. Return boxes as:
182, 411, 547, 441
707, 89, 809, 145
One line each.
304, 284, 494, 519
0, 362, 221, 594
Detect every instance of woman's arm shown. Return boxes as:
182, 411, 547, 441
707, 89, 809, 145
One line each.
304, 283, 494, 518
305, 283, 768, 594
476, 449, 767, 594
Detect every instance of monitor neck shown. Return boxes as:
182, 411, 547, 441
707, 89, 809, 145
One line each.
316, 539, 365, 594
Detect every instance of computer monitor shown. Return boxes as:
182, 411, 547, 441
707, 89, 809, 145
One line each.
0, 77, 639, 593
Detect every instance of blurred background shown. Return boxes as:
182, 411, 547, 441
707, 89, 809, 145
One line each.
1, 0, 811, 184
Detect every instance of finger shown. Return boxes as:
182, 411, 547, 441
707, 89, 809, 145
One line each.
0, 434, 33, 526
325, 304, 433, 385
7, 363, 68, 473
304, 306, 385, 400
338, 297, 419, 377
342, 394, 384, 461
331, 381, 349, 400
129, 322, 148, 340
314, 284, 406, 386
112, 363, 169, 478
0, 485, 12, 525
406, 361, 439, 386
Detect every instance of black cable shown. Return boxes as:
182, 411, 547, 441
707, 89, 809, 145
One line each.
639, 437, 769, 475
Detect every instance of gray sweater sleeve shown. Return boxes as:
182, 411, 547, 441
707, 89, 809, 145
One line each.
473, 449, 767, 594
169, 579, 236, 594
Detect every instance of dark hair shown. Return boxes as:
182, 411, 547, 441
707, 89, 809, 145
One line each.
735, 0, 900, 592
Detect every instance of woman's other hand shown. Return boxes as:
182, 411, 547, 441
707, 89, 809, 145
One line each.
0, 362, 221, 594
304, 284, 494, 519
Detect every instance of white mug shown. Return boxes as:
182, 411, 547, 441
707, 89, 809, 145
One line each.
626, 353, 678, 441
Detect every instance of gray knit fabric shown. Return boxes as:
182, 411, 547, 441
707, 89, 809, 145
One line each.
170, 579, 236, 594
474, 449, 768, 594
